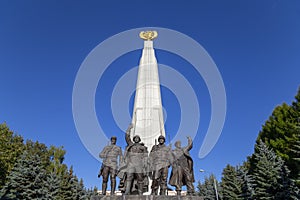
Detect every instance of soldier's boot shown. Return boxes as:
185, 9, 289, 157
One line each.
151, 189, 158, 195
124, 180, 132, 195
102, 182, 107, 195
111, 179, 116, 195
137, 183, 144, 195
186, 182, 195, 196
160, 188, 166, 195
151, 189, 157, 195
159, 183, 167, 195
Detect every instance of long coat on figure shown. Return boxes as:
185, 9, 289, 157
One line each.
169, 137, 195, 194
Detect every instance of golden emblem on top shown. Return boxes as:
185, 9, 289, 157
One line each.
139, 31, 158, 41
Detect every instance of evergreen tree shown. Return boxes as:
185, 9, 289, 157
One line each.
197, 174, 220, 200
25, 140, 51, 170
251, 140, 297, 199
252, 140, 282, 199
70, 173, 80, 200
46, 171, 61, 200
48, 145, 68, 177
290, 120, 300, 186
0, 123, 93, 199
292, 87, 300, 114
275, 164, 300, 199
257, 88, 300, 181
59, 166, 84, 200
59, 169, 73, 200
0, 123, 24, 189
85, 186, 99, 199
221, 164, 242, 200
237, 165, 255, 200
78, 179, 88, 200
0, 150, 48, 200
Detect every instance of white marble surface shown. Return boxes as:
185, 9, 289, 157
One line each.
131, 40, 165, 151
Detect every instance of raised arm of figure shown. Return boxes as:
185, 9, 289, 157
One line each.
125, 123, 133, 145
186, 136, 193, 151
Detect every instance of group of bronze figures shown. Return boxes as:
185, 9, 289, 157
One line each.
98, 124, 195, 196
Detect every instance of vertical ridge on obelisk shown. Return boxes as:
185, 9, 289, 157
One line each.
131, 31, 165, 151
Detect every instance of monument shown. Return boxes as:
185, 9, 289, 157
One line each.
130, 31, 165, 151
94, 31, 202, 200
98, 136, 123, 195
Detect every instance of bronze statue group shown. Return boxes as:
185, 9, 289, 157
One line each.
98, 124, 195, 196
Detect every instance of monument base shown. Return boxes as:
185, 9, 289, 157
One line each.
90, 195, 203, 200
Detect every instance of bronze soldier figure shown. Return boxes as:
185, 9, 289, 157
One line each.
121, 124, 149, 195
98, 136, 123, 195
149, 135, 173, 195
169, 136, 195, 196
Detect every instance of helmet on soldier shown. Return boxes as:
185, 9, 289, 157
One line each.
111, 136, 117, 145
133, 135, 141, 143
111, 136, 117, 140
158, 135, 165, 142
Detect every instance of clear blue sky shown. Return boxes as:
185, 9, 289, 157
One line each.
1, 0, 300, 189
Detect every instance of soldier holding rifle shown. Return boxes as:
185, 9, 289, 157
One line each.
98, 136, 123, 195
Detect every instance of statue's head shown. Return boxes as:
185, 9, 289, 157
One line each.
175, 141, 181, 148
158, 135, 165, 144
111, 136, 117, 145
133, 135, 141, 143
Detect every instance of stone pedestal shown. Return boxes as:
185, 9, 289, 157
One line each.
90, 195, 204, 200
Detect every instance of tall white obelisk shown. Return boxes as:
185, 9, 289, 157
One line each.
130, 31, 165, 151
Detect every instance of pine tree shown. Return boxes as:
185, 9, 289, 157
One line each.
70, 173, 80, 200
251, 140, 297, 199
252, 140, 282, 199
275, 164, 300, 199
237, 165, 255, 200
0, 123, 92, 199
197, 174, 220, 200
0, 150, 48, 200
257, 87, 300, 181
48, 145, 68, 177
290, 120, 300, 186
46, 171, 61, 200
59, 166, 84, 200
85, 186, 99, 199
59, 170, 73, 200
292, 87, 300, 114
78, 179, 88, 200
0, 123, 24, 189
221, 164, 242, 200
25, 140, 51, 170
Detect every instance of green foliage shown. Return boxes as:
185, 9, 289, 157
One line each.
0, 123, 24, 189
257, 88, 300, 181
251, 140, 298, 199
25, 140, 51, 170
85, 186, 99, 199
251, 140, 282, 199
78, 179, 88, 200
0, 123, 93, 199
276, 165, 300, 200
0, 150, 48, 200
46, 171, 61, 200
237, 165, 255, 200
221, 164, 242, 200
290, 123, 300, 186
197, 174, 220, 200
220, 163, 254, 200
48, 145, 68, 176
292, 87, 300, 113
58, 166, 87, 200
218, 88, 300, 200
